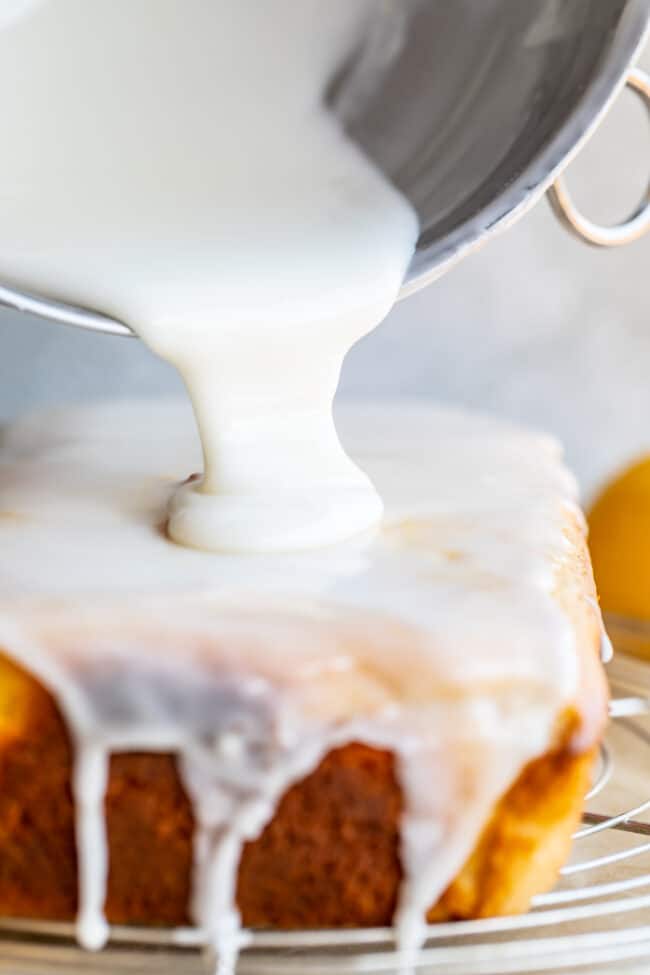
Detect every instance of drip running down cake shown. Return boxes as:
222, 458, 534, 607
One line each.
0, 400, 608, 964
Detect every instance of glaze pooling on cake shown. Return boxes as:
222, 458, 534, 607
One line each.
0, 401, 608, 969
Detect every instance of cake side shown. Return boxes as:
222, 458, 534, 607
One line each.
0, 653, 596, 929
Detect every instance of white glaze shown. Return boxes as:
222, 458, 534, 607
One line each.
73, 743, 110, 951
585, 595, 614, 663
0, 0, 417, 553
601, 629, 615, 664
0, 400, 608, 969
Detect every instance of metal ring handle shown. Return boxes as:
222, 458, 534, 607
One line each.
547, 67, 650, 248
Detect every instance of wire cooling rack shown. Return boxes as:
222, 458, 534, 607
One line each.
0, 653, 650, 975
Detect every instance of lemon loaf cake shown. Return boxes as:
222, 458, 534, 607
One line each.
0, 400, 608, 964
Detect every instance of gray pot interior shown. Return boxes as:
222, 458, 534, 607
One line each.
336, 0, 650, 288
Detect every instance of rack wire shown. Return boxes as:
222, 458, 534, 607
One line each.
0, 653, 649, 974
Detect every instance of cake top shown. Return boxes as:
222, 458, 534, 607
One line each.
0, 398, 575, 603
0, 398, 603, 715
0, 400, 607, 965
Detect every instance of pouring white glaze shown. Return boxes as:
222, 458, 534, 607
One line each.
0, 0, 417, 552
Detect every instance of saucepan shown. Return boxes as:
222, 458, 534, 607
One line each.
0, 0, 649, 336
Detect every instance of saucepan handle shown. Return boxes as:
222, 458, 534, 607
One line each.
547, 67, 650, 248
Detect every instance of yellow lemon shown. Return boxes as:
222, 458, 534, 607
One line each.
589, 456, 650, 622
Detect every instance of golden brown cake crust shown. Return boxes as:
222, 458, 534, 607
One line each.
0, 652, 595, 930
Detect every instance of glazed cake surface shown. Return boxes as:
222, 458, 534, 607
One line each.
0, 401, 608, 964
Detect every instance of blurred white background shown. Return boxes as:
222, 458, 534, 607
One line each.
0, 41, 648, 502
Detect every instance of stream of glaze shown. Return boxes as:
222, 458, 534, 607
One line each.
0, 0, 417, 553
